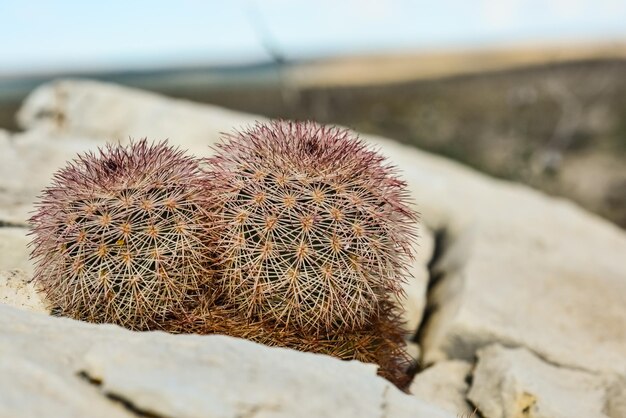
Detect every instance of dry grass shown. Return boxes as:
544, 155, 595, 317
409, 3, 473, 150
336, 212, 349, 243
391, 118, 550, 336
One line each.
286, 40, 626, 88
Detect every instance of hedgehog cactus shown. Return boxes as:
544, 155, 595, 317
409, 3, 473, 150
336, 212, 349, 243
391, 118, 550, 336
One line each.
29, 139, 214, 329
207, 121, 417, 333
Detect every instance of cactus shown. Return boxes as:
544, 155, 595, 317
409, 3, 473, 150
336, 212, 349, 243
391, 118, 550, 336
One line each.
29, 139, 214, 329
207, 121, 417, 333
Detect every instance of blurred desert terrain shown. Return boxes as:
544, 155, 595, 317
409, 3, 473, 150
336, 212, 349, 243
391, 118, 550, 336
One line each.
2, 40, 625, 227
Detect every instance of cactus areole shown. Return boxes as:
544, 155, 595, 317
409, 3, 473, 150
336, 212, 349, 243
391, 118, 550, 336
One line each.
208, 121, 417, 333
29, 139, 214, 329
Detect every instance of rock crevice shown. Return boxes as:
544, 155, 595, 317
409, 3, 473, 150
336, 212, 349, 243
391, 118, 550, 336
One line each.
77, 371, 165, 418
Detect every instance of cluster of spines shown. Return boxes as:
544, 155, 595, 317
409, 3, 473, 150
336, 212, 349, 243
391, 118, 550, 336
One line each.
207, 121, 417, 334
29, 139, 214, 329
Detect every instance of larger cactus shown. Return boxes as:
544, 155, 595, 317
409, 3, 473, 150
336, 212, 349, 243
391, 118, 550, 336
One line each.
29, 139, 214, 329
207, 121, 417, 333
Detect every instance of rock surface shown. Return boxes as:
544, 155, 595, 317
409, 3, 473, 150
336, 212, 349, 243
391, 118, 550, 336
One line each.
467, 344, 626, 418
0, 270, 49, 314
414, 177, 626, 376
0, 130, 102, 225
397, 226, 435, 335
17, 79, 259, 157
410, 360, 474, 416
0, 303, 454, 418
0, 227, 32, 273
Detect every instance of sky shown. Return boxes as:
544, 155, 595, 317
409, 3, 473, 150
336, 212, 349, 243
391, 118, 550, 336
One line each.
1, 0, 625, 75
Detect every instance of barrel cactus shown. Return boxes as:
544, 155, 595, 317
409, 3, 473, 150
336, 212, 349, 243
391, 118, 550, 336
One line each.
207, 121, 417, 333
29, 139, 214, 329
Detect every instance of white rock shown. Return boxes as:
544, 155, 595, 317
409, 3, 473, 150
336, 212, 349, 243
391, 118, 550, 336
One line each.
410, 360, 474, 417
416, 224, 437, 265
14, 80, 626, 378
397, 226, 435, 335
17, 79, 259, 157
0, 270, 49, 314
0, 303, 455, 418
0, 130, 104, 225
0, 227, 32, 273
467, 344, 625, 418
0, 356, 136, 418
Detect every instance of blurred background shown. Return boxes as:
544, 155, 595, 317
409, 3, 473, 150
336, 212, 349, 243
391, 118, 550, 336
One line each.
1, 0, 625, 228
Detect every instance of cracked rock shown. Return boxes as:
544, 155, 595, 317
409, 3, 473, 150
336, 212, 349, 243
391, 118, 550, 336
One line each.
0, 227, 32, 273
467, 344, 626, 418
396, 226, 435, 335
0, 356, 136, 418
374, 138, 626, 376
0, 304, 455, 418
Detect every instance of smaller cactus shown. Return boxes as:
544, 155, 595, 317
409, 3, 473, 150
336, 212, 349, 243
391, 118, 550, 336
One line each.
207, 121, 417, 333
29, 139, 214, 329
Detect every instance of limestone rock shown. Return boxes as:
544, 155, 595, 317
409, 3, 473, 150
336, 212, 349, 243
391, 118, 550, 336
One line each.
0, 227, 32, 273
397, 226, 435, 335
0, 303, 455, 418
0, 270, 49, 314
0, 130, 103, 225
410, 360, 474, 417
467, 344, 625, 418
17, 79, 259, 157
0, 356, 137, 418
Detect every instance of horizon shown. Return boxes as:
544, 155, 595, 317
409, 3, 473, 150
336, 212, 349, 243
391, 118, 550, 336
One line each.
2, 0, 626, 77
